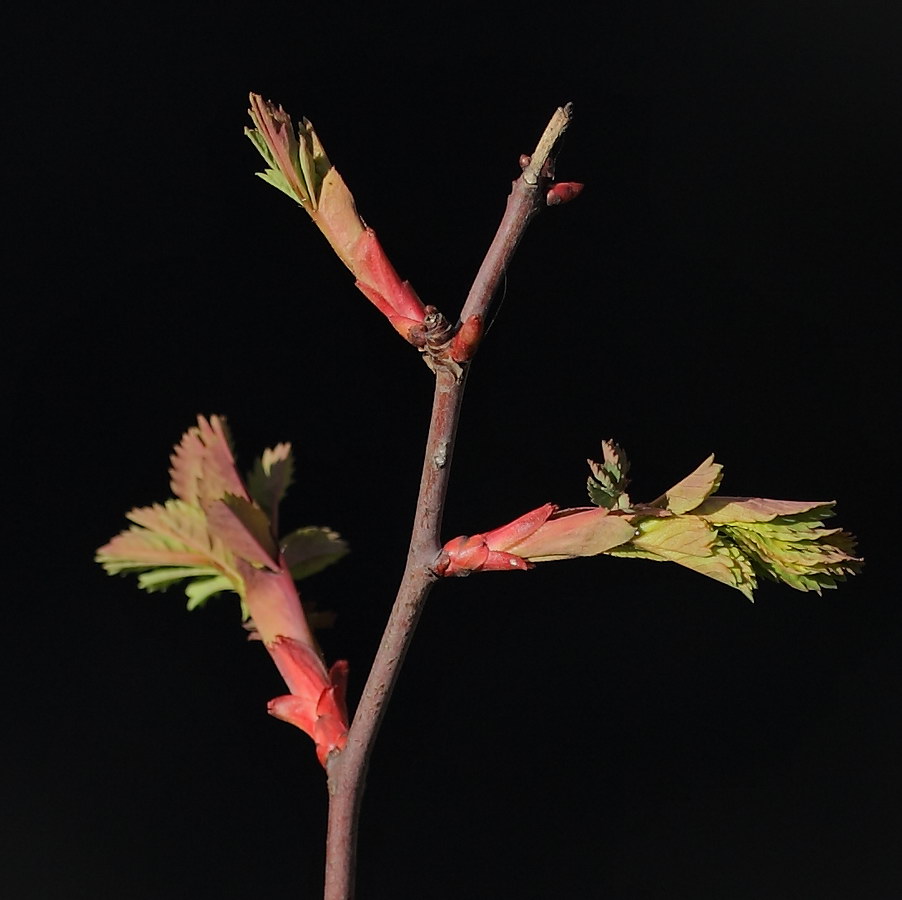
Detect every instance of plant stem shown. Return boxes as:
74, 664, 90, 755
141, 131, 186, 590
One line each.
322, 104, 574, 900
458, 102, 573, 327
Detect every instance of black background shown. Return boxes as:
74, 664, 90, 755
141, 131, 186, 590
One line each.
8, 3, 900, 898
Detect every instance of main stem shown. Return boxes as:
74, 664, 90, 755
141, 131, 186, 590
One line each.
322, 104, 573, 900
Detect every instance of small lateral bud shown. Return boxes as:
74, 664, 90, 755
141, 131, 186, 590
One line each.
546, 181, 584, 206
519, 154, 532, 169
449, 315, 484, 362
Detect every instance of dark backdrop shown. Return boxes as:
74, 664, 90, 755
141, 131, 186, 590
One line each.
8, 4, 899, 898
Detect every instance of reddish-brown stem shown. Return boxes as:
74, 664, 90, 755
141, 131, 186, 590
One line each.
458, 103, 573, 328
322, 104, 574, 900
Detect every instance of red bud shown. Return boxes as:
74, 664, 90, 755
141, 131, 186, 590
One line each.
449, 315, 484, 362
546, 181, 584, 206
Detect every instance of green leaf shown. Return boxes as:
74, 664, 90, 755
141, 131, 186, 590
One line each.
255, 169, 299, 202
133, 567, 235, 610
719, 518, 861, 594
245, 126, 275, 167
136, 566, 221, 593
608, 514, 758, 600
185, 575, 236, 610
587, 440, 631, 510
245, 94, 332, 208
247, 443, 294, 530
281, 526, 349, 580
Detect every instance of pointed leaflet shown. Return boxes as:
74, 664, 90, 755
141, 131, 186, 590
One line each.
587, 440, 631, 509
693, 496, 833, 524
184, 575, 235, 610
169, 415, 247, 507
651, 454, 723, 514
619, 460, 859, 597
96, 499, 244, 607
206, 495, 280, 571
608, 514, 759, 600
246, 442, 294, 533
136, 566, 222, 592
719, 519, 861, 594
246, 94, 320, 206
97, 509, 213, 574
281, 526, 350, 580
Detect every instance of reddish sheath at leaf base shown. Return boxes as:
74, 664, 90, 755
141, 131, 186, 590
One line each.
438, 504, 557, 575
267, 637, 350, 766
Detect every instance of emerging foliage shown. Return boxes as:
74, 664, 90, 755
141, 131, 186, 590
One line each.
586, 440, 632, 510
442, 442, 861, 599
96, 416, 351, 765
245, 94, 428, 343
96, 415, 345, 618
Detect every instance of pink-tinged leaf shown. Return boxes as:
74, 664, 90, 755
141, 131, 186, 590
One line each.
247, 94, 311, 204
315, 168, 366, 268
694, 496, 833, 524
96, 523, 212, 573
652, 454, 723, 514
96, 499, 244, 605
205, 495, 279, 571
484, 503, 557, 550
506, 506, 638, 561
126, 501, 222, 564
239, 562, 315, 647
169, 415, 248, 507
